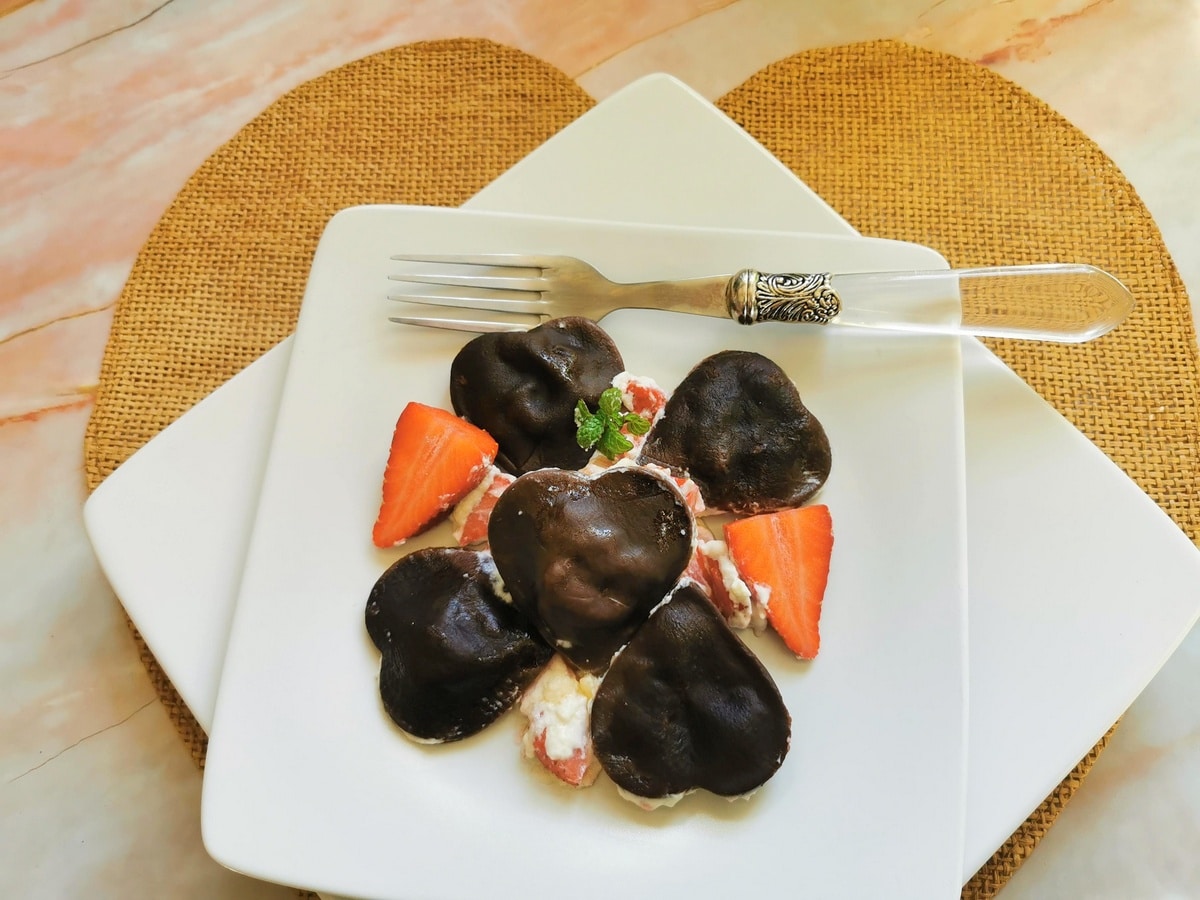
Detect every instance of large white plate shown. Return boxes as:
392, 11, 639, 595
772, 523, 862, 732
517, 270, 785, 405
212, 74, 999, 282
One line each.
199, 206, 968, 899
82, 73, 1200, 885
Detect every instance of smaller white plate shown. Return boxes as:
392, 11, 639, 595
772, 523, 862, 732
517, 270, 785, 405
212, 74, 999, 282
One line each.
200, 206, 968, 900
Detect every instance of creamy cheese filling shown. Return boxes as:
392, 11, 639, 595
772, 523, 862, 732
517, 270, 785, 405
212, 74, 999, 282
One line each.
698, 538, 754, 630
449, 465, 501, 542
519, 656, 600, 761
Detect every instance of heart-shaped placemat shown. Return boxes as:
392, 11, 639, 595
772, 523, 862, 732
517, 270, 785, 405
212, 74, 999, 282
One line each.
83, 37, 1199, 897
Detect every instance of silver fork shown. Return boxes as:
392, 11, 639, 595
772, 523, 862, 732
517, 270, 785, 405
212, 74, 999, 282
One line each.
387, 253, 1134, 343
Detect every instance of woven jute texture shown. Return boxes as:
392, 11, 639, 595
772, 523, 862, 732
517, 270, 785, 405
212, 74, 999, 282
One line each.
84, 38, 1199, 897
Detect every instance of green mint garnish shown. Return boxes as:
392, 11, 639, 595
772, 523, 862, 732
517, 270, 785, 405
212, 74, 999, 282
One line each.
575, 387, 651, 460
574, 401, 605, 447
624, 413, 651, 436
596, 427, 634, 459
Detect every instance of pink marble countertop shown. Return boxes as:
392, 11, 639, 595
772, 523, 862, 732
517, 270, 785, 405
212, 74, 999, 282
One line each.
3, 1, 1198, 896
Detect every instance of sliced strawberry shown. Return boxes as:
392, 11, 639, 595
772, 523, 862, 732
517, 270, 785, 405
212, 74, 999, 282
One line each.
724, 504, 833, 659
372, 402, 498, 548
683, 545, 712, 593
697, 543, 746, 624
672, 474, 706, 516
531, 731, 598, 788
454, 469, 516, 547
683, 529, 755, 631
693, 548, 731, 616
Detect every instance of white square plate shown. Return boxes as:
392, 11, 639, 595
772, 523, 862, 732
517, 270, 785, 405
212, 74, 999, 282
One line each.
199, 206, 968, 899
83, 74, 1200, 887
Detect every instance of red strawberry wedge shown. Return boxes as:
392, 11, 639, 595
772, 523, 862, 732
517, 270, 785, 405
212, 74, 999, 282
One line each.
454, 469, 516, 547
372, 402, 499, 548
724, 504, 834, 659
530, 731, 598, 788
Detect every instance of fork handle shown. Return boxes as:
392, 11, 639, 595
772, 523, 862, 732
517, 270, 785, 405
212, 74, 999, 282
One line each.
726, 264, 1133, 343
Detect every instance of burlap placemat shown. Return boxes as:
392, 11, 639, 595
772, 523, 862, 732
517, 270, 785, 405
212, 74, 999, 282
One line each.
83, 38, 1199, 896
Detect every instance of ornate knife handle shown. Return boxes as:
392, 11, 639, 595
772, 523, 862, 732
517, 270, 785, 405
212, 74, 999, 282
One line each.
725, 269, 842, 326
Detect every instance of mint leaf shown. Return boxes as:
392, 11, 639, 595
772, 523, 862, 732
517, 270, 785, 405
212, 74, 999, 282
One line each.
623, 412, 651, 436
576, 389, 652, 459
598, 387, 623, 418
574, 399, 591, 427
597, 427, 634, 459
576, 415, 605, 450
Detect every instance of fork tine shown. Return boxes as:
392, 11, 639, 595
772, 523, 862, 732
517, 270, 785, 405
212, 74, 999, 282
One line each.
387, 292, 549, 315
388, 271, 547, 292
388, 312, 534, 333
387, 253, 563, 334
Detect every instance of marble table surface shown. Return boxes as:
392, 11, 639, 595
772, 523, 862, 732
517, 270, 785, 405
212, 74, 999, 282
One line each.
2, 0, 1198, 896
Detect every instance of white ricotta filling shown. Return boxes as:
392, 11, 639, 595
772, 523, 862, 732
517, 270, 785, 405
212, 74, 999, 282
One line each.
519, 657, 600, 761
611, 371, 668, 422
477, 553, 512, 605
698, 539, 754, 630
449, 465, 500, 542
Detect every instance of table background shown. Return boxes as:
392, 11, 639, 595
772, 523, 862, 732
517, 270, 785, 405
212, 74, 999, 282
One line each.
2, 1, 1198, 896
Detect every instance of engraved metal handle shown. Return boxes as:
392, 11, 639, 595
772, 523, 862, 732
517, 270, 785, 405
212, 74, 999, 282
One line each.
726, 270, 841, 325
724, 264, 1134, 343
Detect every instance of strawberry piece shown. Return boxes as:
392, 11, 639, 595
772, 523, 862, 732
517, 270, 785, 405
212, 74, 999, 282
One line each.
683, 522, 733, 616
724, 504, 833, 659
614, 372, 668, 421
672, 474, 706, 516
372, 402, 498, 548
683, 545, 712, 591
453, 469, 515, 547
531, 731, 597, 788
689, 548, 730, 615
685, 535, 754, 631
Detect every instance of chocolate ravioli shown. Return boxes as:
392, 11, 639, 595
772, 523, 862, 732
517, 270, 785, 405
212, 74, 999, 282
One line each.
365, 548, 551, 743
487, 467, 693, 674
639, 349, 831, 515
591, 582, 791, 803
449, 316, 624, 475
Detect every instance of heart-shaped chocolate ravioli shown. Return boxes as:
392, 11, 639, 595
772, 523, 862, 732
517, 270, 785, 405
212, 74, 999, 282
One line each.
639, 350, 831, 515
591, 582, 791, 804
365, 547, 552, 743
487, 467, 694, 674
450, 316, 624, 475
